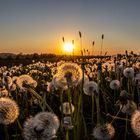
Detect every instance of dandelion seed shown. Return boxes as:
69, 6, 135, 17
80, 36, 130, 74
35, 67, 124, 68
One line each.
0, 97, 19, 125
23, 112, 60, 140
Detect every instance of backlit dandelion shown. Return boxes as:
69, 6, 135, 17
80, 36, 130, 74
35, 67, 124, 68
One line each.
123, 67, 134, 78
131, 110, 140, 137
16, 74, 37, 91
83, 81, 98, 96
2, 76, 12, 87
93, 123, 115, 140
0, 97, 19, 125
119, 100, 137, 115
0, 88, 8, 97
52, 74, 68, 90
59, 102, 75, 115
23, 111, 60, 140
55, 62, 82, 87
135, 73, 140, 81
109, 80, 120, 90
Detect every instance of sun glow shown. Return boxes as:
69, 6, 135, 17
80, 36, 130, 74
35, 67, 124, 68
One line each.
63, 42, 74, 53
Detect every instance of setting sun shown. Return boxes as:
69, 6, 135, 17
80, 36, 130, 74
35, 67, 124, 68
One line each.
63, 42, 74, 53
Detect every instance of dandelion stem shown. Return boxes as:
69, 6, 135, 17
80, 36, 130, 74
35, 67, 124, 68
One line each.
92, 93, 94, 125
110, 106, 123, 124
28, 88, 42, 101
4, 125, 9, 140
66, 130, 69, 140
124, 114, 128, 140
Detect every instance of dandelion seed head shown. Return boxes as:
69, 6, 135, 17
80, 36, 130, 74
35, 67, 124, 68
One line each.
23, 112, 60, 140
105, 77, 112, 82
83, 81, 98, 96
135, 62, 140, 69
2, 76, 12, 87
0, 89, 9, 97
131, 110, 140, 137
135, 73, 140, 81
120, 100, 137, 115
110, 80, 120, 90
59, 102, 75, 115
16, 74, 37, 91
0, 97, 19, 125
123, 67, 134, 78
56, 62, 82, 87
52, 74, 68, 90
93, 123, 115, 140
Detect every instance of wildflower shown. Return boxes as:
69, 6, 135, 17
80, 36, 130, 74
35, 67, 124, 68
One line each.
9, 83, 17, 91
105, 77, 112, 82
0, 97, 19, 125
93, 123, 115, 140
16, 74, 37, 91
46, 82, 55, 92
56, 62, 82, 87
2, 76, 12, 87
23, 112, 60, 140
3, 71, 12, 77
135, 62, 140, 69
119, 90, 129, 104
109, 80, 120, 90
116, 64, 124, 73
52, 74, 68, 90
123, 67, 134, 78
131, 110, 140, 137
59, 102, 75, 115
63, 116, 74, 130
135, 73, 140, 81
83, 81, 98, 96
0, 88, 9, 97
12, 76, 18, 84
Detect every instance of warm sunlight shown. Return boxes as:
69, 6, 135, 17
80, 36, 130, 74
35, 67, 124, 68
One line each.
63, 42, 74, 53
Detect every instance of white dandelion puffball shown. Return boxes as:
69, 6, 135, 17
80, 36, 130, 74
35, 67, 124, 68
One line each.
93, 123, 115, 140
110, 80, 120, 90
120, 100, 137, 115
123, 67, 134, 78
52, 74, 68, 90
59, 102, 75, 115
23, 111, 60, 140
83, 81, 98, 96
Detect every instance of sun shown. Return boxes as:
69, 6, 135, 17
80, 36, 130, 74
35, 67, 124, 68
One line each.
63, 42, 74, 53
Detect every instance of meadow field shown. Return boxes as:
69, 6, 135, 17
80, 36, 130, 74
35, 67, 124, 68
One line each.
0, 52, 140, 140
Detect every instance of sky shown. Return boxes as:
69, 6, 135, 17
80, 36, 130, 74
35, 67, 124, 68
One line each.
0, 0, 140, 55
